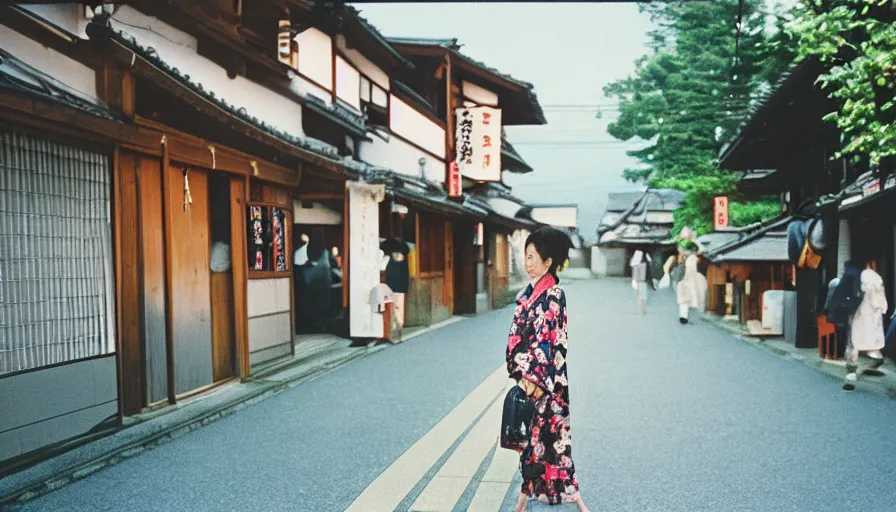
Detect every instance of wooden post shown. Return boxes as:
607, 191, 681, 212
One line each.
343, 186, 350, 309
112, 143, 125, 420
160, 136, 177, 404
231, 176, 250, 379
444, 53, 454, 190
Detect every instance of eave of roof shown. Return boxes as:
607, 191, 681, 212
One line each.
391, 80, 438, 116
367, 170, 487, 218
706, 215, 791, 262
102, 24, 364, 169
501, 134, 533, 173
0, 47, 118, 121
386, 37, 547, 125
340, 5, 416, 71
719, 59, 823, 168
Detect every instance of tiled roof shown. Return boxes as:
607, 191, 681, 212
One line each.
707, 215, 792, 263
301, 94, 368, 137
501, 132, 533, 173
606, 189, 648, 212
367, 170, 487, 217
598, 223, 675, 245
341, 5, 416, 70
712, 232, 789, 263
0, 48, 118, 121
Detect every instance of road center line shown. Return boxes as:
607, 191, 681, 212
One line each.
344, 365, 509, 512
409, 386, 508, 511
467, 442, 520, 512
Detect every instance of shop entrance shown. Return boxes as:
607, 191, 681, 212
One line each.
293, 198, 346, 336
118, 153, 239, 415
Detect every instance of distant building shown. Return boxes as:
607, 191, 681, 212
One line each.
594, 188, 685, 277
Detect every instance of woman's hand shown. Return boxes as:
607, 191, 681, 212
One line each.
518, 379, 545, 401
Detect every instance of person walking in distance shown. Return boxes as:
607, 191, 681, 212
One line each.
630, 250, 653, 314
506, 227, 589, 512
829, 261, 888, 391
676, 255, 707, 325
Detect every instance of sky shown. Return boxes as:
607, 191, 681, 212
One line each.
356, 2, 655, 243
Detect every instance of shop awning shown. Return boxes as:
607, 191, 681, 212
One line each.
370, 171, 487, 218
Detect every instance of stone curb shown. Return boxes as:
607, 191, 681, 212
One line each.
701, 313, 896, 400
0, 344, 387, 508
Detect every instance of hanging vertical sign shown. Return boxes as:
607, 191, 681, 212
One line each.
448, 160, 462, 198
455, 106, 502, 182
348, 182, 386, 338
714, 196, 729, 230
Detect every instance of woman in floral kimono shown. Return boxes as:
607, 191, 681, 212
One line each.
507, 227, 590, 512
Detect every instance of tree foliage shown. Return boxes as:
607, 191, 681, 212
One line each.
787, 0, 896, 167
604, 1, 794, 236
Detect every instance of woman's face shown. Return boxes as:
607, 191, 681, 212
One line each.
525, 243, 552, 282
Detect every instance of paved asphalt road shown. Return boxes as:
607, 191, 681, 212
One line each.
11, 279, 896, 512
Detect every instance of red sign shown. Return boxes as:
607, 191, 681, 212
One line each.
714, 196, 729, 230
448, 161, 462, 197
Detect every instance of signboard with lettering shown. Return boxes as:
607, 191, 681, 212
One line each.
348, 182, 385, 338
448, 160, 462, 198
714, 196, 729, 230
455, 106, 502, 182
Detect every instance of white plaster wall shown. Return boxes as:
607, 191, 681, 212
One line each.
358, 135, 446, 184
293, 201, 343, 225
0, 24, 97, 100
530, 207, 578, 229
462, 81, 498, 106
247, 278, 291, 317
110, 7, 305, 138
389, 96, 445, 159
335, 55, 361, 111
295, 28, 332, 91
19, 4, 89, 39
247, 278, 291, 353
335, 35, 389, 91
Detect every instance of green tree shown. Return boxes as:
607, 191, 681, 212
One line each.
787, 0, 896, 167
604, 1, 794, 236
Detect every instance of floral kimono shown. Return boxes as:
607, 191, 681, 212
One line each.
506, 273, 579, 504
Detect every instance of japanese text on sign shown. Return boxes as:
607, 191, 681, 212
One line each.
455, 106, 502, 182
714, 196, 729, 230
448, 161, 461, 198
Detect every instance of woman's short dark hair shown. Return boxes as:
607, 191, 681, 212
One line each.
525, 227, 571, 275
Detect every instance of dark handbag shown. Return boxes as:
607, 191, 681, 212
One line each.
500, 385, 535, 451
670, 263, 685, 283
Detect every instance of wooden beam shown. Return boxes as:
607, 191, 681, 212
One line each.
0, 90, 139, 143
133, 117, 302, 186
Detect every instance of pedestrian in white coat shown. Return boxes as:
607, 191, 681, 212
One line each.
676, 255, 707, 325
843, 268, 888, 390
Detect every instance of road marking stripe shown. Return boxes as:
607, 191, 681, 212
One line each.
467, 440, 520, 511
410, 391, 507, 511
344, 366, 508, 512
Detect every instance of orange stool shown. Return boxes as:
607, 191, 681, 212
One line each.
817, 315, 838, 360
